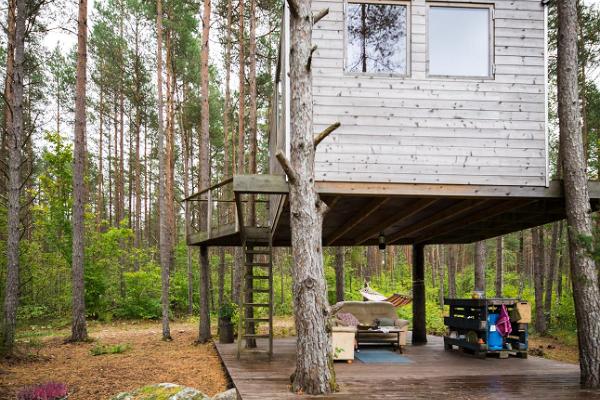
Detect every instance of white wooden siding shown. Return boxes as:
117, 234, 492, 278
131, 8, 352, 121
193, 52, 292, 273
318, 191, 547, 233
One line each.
310, 0, 548, 186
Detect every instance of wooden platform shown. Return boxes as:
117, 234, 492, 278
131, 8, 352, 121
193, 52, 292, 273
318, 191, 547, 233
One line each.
215, 334, 600, 399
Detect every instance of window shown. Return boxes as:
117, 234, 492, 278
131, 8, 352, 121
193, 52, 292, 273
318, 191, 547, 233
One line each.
345, 1, 408, 74
428, 5, 492, 77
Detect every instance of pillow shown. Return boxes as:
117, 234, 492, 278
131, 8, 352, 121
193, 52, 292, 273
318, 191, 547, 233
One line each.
375, 317, 395, 327
336, 312, 359, 327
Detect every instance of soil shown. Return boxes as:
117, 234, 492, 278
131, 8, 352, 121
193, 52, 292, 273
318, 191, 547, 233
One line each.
0, 321, 229, 400
528, 335, 579, 364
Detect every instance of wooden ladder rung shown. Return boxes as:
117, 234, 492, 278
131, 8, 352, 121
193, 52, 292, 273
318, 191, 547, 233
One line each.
246, 275, 270, 280
243, 334, 270, 339
245, 318, 270, 322
245, 249, 271, 255
245, 262, 271, 267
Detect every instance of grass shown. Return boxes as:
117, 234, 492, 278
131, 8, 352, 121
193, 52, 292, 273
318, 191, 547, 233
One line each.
90, 343, 132, 356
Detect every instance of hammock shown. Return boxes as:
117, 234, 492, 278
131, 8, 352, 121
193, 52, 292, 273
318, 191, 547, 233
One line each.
359, 285, 412, 308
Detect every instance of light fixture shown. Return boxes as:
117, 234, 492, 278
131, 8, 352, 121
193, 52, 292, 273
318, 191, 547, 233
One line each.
378, 233, 386, 251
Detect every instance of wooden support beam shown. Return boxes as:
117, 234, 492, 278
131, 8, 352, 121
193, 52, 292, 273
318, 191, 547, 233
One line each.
235, 192, 245, 238
416, 199, 537, 243
412, 243, 427, 345
388, 200, 489, 244
355, 199, 438, 244
325, 197, 389, 245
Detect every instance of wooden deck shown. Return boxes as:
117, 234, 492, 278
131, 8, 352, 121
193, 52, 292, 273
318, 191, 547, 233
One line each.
216, 334, 600, 399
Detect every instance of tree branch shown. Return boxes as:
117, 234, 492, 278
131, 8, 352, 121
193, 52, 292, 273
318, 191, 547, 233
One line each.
313, 8, 329, 25
306, 45, 317, 71
314, 122, 341, 148
287, 0, 299, 18
275, 150, 297, 185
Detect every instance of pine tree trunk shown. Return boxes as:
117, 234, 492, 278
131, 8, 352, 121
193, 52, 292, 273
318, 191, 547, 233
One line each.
197, 0, 212, 343
495, 236, 503, 298
156, 0, 171, 341
557, 0, 600, 386
287, 0, 335, 392
518, 230, 525, 298
69, 0, 89, 342
334, 247, 345, 303
545, 222, 559, 321
474, 241, 486, 293
133, 20, 142, 270
438, 245, 444, 308
447, 245, 457, 298
248, 0, 257, 224
1, 0, 24, 354
532, 227, 547, 334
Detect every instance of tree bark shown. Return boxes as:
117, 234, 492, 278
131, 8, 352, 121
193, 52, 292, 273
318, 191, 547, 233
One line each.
495, 236, 504, 298
447, 245, 457, 298
1, 0, 24, 354
287, 0, 335, 392
69, 0, 89, 342
197, 0, 212, 343
532, 227, 547, 334
558, 0, 600, 387
156, 0, 171, 341
438, 245, 444, 308
545, 222, 560, 321
412, 243, 427, 344
334, 247, 345, 303
474, 240, 486, 293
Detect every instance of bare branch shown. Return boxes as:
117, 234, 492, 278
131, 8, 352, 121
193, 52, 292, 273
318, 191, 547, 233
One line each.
306, 44, 317, 71
314, 122, 341, 148
275, 150, 297, 185
313, 8, 329, 25
287, 0, 299, 18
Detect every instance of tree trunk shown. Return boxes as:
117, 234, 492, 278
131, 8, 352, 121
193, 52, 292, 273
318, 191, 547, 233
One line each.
447, 245, 457, 298
438, 245, 444, 308
133, 19, 142, 270
518, 230, 525, 298
197, 0, 212, 343
557, 0, 600, 386
545, 222, 560, 322
287, 0, 335, 392
495, 236, 503, 298
474, 240, 486, 293
69, 0, 89, 343
557, 221, 565, 302
248, 0, 257, 224
532, 227, 547, 334
334, 247, 345, 303
1, 0, 24, 354
156, 0, 171, 341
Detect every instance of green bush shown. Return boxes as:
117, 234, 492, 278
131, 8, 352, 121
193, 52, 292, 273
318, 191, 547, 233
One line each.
115, 267, 162, 319
90, 343, 131, 356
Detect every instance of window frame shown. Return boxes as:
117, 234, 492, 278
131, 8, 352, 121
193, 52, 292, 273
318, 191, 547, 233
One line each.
426, 2, 495, 80
343, 0, 412, 77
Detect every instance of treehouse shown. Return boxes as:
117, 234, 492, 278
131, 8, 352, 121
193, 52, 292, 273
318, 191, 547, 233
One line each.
186, 0, 600, 356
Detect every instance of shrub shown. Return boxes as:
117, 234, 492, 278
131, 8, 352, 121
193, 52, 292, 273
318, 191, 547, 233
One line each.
17, 382, 68, 400
90, 343, 131, 356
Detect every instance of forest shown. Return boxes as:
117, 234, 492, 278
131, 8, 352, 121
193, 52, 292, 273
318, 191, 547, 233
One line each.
0, 0, 600, 396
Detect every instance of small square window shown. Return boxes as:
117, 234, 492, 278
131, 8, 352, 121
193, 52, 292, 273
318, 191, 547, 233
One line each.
428, 6, 492, 77
345, 2, 408, 74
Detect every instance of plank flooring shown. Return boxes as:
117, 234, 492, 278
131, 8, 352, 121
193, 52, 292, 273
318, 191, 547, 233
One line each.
216, 334, 600, 399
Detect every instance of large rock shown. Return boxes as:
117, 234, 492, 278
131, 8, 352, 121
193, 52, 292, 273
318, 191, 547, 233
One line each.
111, 383, 209, 400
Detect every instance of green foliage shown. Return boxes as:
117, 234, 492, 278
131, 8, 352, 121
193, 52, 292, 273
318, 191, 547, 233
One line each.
218, 302, 237, 319
90, 343, 132, 356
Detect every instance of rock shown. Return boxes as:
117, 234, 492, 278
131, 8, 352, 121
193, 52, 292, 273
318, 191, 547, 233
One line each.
111, 383, 209, 400
211, 389, 238, 400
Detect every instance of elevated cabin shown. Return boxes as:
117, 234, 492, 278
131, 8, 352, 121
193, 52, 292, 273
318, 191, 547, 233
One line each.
185, 0, 599, 356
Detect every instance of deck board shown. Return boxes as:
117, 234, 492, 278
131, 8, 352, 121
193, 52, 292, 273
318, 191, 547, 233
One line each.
216, 334, 600, 399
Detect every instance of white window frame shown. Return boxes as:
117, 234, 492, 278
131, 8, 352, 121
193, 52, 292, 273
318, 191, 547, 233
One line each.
426, 2, 495, 79
343, 0, 412, 77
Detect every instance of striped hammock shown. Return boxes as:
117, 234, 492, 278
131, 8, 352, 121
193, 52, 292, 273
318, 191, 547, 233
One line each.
359, 285, 412, 308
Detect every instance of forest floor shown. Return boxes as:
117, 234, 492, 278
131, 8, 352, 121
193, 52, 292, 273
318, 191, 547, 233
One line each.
0, 320, 229, 400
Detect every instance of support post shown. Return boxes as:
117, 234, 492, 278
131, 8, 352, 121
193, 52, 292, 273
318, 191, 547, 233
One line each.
412, 243, 427, 345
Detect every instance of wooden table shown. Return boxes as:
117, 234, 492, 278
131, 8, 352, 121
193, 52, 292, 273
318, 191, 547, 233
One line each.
356, 328, 403, 353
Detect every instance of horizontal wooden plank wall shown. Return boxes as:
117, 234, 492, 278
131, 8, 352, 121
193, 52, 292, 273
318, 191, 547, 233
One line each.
311, 0, 547, 186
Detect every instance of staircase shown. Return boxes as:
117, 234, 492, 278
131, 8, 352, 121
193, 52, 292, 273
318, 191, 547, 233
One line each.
236, 228, 274, 359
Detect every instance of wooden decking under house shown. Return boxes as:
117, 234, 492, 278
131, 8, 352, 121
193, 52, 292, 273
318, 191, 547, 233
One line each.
215, 335, 600, 399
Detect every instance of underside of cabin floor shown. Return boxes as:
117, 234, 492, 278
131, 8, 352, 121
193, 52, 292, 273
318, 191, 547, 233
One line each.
187, 176, 600, 247
216, 335, 600, 400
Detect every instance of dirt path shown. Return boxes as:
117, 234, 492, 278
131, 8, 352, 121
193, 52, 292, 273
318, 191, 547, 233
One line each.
0, 321, 228, 400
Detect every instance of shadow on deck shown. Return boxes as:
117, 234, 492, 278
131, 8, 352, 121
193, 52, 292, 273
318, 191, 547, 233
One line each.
215, 334, 600, 399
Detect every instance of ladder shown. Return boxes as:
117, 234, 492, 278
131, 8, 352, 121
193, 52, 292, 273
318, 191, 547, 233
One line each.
236, 228, 274, 359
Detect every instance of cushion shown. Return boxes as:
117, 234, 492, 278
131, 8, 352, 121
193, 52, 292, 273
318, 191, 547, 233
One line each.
337, 312, 359, 327
375, 317, 395, 327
